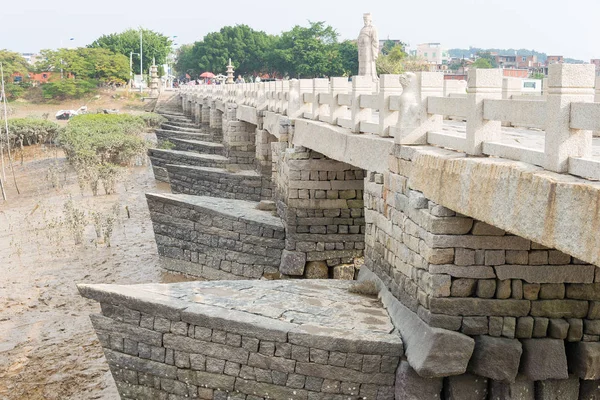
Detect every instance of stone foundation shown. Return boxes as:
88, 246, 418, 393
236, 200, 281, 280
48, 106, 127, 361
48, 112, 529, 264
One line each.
147, 193, 284, 279
170, 139, 225, 155
79, 280, 402, 400
148, 149, 229, 182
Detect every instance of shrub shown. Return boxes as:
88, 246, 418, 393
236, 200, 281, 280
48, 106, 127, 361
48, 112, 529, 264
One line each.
157, 140, 176, 150
59, 114, 148, 195
42, 79, 98, 100
0, 118, 62, 146
139, 113, 167, 128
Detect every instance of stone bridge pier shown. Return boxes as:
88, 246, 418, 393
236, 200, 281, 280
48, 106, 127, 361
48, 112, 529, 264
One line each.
81, 65, 600, 400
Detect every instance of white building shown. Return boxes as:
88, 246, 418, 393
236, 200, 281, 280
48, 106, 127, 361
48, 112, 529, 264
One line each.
415, 43, 449, 65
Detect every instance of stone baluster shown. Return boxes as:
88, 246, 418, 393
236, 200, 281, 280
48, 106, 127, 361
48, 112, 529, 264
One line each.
329, 77, 349, 125
544, 64, 596, 172
595, 77, 600, 138
256, 83, 266, 111
312, 78, 330, 121
275, 81, 284, 113
268, 82, 276, 112
378, 74, 402, 137
281, 80, 290, 115
465, 69, 502, 155
288, 79, 313, 119
394, 72, 443, 144
350, 75, 374, 133
502, 77, 522, 100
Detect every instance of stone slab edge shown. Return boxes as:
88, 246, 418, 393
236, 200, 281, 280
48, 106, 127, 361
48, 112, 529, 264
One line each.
145, 193, 284, 230
358, 267, 475, 378
79, 281, 403, 355
293, 119, 394, 173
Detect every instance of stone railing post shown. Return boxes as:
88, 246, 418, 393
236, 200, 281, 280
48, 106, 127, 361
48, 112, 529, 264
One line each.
281, 80, 290, 115
267, 82, 276, 112
502, 77, 522, 100
287, 79, 313, 119
312, 78, 329, 121
378, 74, 402, 137
394, 72, 444, 144
544, 64, 596, 172
274, 81, 283, 113
256, 83, 267, 111
350, 75, 374, 133
465, 69, 503, 155
595, 77, 600, 137
329, 77, 349, 125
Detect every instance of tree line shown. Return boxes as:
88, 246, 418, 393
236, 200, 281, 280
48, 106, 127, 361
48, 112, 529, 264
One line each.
175, 22, 359, 79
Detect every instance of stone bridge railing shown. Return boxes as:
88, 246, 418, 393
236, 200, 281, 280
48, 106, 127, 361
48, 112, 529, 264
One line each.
182, 64, 600, 181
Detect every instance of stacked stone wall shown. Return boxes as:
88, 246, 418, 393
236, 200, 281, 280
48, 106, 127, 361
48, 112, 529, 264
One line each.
81, 280, 402, 400
167, 165, 270, 202
222, 106, 257, 165
171, 139, 225, 155
147, 193, 284, 279
274, 147, 365, 278
148, 149, 228, 182
209, 104, 223, 142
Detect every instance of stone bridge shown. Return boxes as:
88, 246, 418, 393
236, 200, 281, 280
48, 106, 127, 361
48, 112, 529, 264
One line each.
80, 64, 600, 399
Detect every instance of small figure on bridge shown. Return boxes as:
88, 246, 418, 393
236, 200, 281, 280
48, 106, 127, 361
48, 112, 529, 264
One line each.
358, 13, 379, 83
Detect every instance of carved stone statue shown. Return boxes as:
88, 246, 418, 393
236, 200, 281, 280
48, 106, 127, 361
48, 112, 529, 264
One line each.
358, 13, 379, 82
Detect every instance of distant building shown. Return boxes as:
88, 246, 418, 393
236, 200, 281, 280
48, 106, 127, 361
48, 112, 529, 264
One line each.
502, 69, 529, 78
21, 53, 43, 65
416, 43, 450, 66
546, 55, 564, 65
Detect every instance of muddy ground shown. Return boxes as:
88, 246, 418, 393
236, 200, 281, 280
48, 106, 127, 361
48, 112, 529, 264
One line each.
0, 138, 193, 398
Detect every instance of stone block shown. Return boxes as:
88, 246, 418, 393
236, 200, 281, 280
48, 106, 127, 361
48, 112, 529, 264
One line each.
523, 283, 540, 300
489, 316, 504, 337
417, 306, 463, 331
533, 317, 549, 338
512, 280, 524, 300
444, 373, 488, 400
567, 284, 600, 301
304, 261, 328, 279
495, 265, 595, 284
568, 318, 583, 342
506, 250, 529, 265
540, 283, 566, 300
428, 298, 531, 317
486, 250, 506, 266
516, 317, 534, 339
294, 362, 394, 386
472, 221, 506, 236
333, 264, 355, 280
534, 376, 580, 400
462, 317, 489, 335
530, 300, 589, 319
496, 280, 512, 299
488, 375, 534, 400
451, 279, 476, 297
455, 248, 476, 266
477, 280, 497, 299
394, 360, 442, 400
280, 250, 306, 276
468, 336, 522, 382
549, 319, 570, 339
520, 339, 569, 381
589, 302, 600, 319
234, 378, 307, 399
503, 317, 516, 339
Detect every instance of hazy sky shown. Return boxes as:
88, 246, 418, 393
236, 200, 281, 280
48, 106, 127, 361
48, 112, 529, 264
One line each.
2, 0, 598, 61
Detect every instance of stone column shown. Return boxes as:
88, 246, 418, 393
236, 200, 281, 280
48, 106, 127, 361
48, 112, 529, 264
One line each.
311, 78, 329, 121
378, 74, 402, 137
350, 76, 374, 134
465, 69, 503, 155
329, 77, 350, 125
544, 64, 595, 172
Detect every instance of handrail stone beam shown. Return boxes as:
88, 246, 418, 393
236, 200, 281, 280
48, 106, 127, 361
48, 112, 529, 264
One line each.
465, 69, 503, 155
350, 76, 375, 134
378, 74, 402, 137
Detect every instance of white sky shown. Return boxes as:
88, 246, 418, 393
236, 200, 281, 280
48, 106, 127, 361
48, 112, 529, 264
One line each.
2, 0, 598, 61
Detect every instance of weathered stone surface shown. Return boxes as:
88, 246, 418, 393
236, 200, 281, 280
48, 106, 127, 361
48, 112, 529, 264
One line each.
520, 339, 569, 381
472, 221, 505, 236
567, 318, 583, 342
444, 373, 488, 400
280, 250, 307, 276
104, 349, 177, 379
534, 376, 580, 400
304, 261, 329, 279
477, 280, 497, 299
462, 317, 488, 335
516, 317, 534, 339
428, 298, 531, 317
333, 264, 355, 280
90, 314, 162, 346
295, 362, 394, 385
429, 265, 496, 279
530, 300, 589, 319
394, 360, 442, 400
468, 336, 522, 382
567, 283, 600, 300
549, 319, 570, 339
567, 342, 600, 380
495, 265, 595, 283
417, 306, 463, 331
533, 317, 549, 337
489, 375, 535, 400
359, 268, 474, 377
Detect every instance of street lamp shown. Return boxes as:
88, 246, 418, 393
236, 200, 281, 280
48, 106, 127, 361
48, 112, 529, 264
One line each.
130, 52, 140, 90
60, 37, 75, 79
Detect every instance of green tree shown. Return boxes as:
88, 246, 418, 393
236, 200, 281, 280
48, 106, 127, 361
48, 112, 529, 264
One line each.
475, 51, 497, 68
338, 40, 359, 77
88, 28, 173, 75
174, 44, 197, 77
0, 50, 30, 100
376, 44, 407, 74
271, 21, 344, 78
37, 48, 129, 84
530, 72, 545, 79
471, 58, 494, 69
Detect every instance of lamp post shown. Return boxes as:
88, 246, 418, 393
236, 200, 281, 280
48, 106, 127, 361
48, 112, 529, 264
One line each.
60, 37, 75, 79
130, 52, 140, 90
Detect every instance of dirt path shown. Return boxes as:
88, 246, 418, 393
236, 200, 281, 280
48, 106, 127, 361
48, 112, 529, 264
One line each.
0, 144, 192, 399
